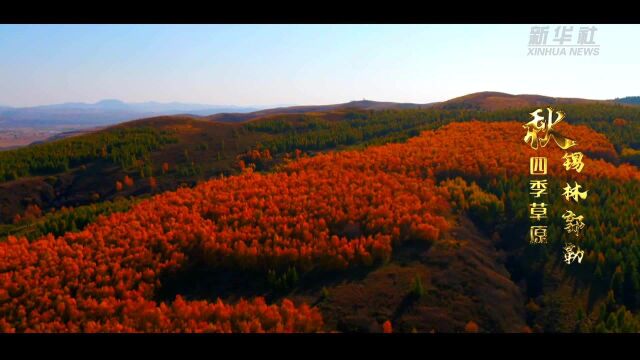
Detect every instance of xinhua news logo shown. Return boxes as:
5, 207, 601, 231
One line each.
528, 26, 599, 56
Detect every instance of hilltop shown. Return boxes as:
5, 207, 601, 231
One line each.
207, 99, 431, 123
435, 91, 613, 111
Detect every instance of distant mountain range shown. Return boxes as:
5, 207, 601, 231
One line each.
1, 92, 638, 130
0, 100, 260, 128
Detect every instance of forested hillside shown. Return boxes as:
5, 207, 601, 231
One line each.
2, 119, 639, 332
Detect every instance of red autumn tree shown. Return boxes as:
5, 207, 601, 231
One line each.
23, 204, 42, 221
382, 320, 392, 333
123, 175, 134, 188
464, 321, 479, 333
614, 118, 627, 126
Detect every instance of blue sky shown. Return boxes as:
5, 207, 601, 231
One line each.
0, 24, 638, 107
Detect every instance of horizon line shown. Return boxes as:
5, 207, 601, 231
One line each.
1, 91, 637, 109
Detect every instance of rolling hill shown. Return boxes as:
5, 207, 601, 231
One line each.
435, 91, 614, 111
206, 92, 633, 124
2, 92, 637, 151
2, 92, 640, 332
2, 94, 640, 229
2, 92, 636, 131
207, 100, 432, 123
2, 119, 639, 332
